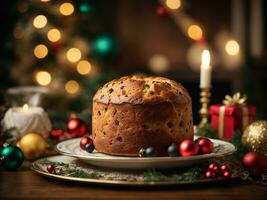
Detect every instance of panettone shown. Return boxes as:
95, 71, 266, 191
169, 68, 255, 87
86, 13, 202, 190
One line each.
92, 75, 194, 156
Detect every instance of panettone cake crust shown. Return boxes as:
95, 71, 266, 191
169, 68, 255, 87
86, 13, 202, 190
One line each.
92, 75, 194, 156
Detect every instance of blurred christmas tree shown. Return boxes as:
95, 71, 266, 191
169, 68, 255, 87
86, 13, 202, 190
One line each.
7, 0, 119, 112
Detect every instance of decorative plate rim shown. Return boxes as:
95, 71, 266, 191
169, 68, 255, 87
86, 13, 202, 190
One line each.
31, 155, 235, 186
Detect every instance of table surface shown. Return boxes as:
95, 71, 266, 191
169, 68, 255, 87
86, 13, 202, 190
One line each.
1, 161, 266, 200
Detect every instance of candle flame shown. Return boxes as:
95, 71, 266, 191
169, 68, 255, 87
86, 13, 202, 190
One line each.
22, 104, 29, 111
201, 49, 210, 68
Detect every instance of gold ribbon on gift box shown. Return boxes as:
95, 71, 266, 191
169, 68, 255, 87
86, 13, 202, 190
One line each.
218, 93, 248, 138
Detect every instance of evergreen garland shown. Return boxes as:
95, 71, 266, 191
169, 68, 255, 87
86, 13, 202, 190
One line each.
40, 159, 98, 179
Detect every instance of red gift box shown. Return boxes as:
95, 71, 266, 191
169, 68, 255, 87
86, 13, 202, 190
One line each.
209, 105, 256, 140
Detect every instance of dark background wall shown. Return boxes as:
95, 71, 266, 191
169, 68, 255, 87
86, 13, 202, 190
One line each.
0, 0, 266, 123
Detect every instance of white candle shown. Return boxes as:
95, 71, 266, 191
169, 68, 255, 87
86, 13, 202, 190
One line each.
200, 50, 212, 88
13, 104, 29, 112
2, 104, 51, 139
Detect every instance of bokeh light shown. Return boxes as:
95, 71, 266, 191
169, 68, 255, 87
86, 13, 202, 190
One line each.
148, 54, 170, 73
225, 40, 240, 56
35, 71, 52, 86
73, 38, 90, 54
47, 28, 61, 42
76, 60, 91, 75
40, 0, 50, 2
65, 80, 80, 94
166, 0, 181, 10
59, 3, 74, 16
187, 25, 203, 41
79, 3, 93, 13
34, 44, 48, 59
66, 48, 81, 63
92, 35, 118, 57
33, 15, 47, 29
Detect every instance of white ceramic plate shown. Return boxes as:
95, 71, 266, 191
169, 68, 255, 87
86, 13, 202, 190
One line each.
56, 137, 236, 169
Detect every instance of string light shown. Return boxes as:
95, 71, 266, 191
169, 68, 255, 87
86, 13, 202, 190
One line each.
47, 28, 61, 42
225, 40, 240, 55
35, 71, 52, 86
65, 80, 80, 94
59, 3, 74, 16
33, 15, 47, 29
34, 44, 48, 59
166, 0, 181, 10
66, 48, 81, 63
187, 25, 203, 41
76, 60, 91, 75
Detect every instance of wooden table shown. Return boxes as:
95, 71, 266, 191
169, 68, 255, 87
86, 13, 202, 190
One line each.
1, 161, 266, 200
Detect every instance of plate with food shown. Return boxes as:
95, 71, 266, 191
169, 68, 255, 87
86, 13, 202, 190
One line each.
56, 76, 235, 169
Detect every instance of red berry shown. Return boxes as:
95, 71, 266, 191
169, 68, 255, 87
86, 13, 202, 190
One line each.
51, 129, 63, 137
197, 137, 214, 154
220, 164, 229, 173
205, 170, 216, 178
47, 164, 55, 174
179, 139, 199, 157
208, 163, 219, 173
80, 136, 93, 150
223, 171, 231, 178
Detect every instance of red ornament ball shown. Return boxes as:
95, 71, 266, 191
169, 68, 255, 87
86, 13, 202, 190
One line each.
223, 171, 231, 178
156, 6, 168, 17
67, 118, 88, 137
205, 170, 216, 178
67, 118, 80, 131
208, 163, 219, 173
220, 164, 229, 173
242, 152, 267, 176
179, 139, 199, 157
80, 136, 93, 150
197, 137, 214, 154
47, 164, 55, 174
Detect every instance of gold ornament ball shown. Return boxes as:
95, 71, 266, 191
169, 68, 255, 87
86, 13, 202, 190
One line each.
17, 133, 47, 160
242, 120, 267, 154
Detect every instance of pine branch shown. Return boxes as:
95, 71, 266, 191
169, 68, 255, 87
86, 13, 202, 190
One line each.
40, 159, 98, 179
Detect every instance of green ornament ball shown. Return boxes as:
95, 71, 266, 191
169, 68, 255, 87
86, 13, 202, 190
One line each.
79, 3, 94, 13
92, 34, 118, 57
1, 145, 24, 170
